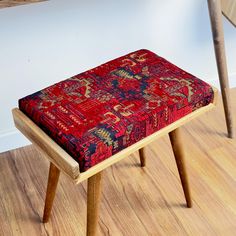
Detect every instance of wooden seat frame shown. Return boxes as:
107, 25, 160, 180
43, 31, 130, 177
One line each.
12, 88, 217, 236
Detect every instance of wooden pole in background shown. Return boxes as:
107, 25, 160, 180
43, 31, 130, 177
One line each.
207, 0, 234, 138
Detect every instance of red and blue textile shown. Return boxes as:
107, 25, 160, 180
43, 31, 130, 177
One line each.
19, 49, 214, 172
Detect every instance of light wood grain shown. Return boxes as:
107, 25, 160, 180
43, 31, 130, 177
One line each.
207, 0, 235, 138
0, 0, 47, 9
221, 0, 236, 27
1, 89, 236, 235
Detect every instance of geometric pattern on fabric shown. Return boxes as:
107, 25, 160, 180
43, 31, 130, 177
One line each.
19, 49, 214, 172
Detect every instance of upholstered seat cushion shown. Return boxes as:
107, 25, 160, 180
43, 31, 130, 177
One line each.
19, 49, 214, 172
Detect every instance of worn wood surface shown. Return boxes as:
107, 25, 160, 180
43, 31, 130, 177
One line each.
0, 88, 236, 235
0, 0, 46, 9
221, 0, 236, 27
207, 0, 235, 138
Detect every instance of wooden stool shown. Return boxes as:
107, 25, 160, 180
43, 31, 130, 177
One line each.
12, 49, 217, 236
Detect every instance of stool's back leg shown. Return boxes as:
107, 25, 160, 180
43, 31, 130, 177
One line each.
87, 171, 102, 236
139, 148, 146, 167
43, 162, 60, 223
169, 128, 192, 208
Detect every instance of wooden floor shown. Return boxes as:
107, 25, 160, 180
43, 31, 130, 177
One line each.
0, 0, 46, 9
0, 89, 236, 236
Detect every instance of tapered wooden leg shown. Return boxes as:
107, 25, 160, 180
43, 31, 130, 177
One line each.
169, 128, 192, 208
43, 162, 60, 223
139, 148, 146, 167
207, 0, 234, 139
87, 172, 102, 236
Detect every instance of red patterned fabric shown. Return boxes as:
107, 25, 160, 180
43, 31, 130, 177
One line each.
19, 49, 214, 172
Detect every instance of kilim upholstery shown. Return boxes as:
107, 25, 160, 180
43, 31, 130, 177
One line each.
19, 49, 214, 172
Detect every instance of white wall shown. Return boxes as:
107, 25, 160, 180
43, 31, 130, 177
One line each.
0, 0, 236, 153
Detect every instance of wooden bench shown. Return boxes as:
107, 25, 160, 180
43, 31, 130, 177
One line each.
12, 49, 217, 236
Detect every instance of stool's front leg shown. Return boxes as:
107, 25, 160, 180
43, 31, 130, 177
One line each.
87, 171, 102, 236
169, 128, 192, 208
43, 162, 60, 223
